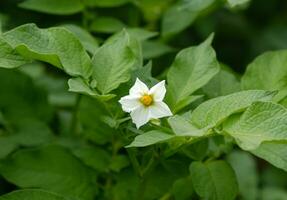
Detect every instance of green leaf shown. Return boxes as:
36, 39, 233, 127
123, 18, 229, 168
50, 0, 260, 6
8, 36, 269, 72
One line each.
78, 96, 115, 145
90, 17, 125, 34
168, 115, 207, 137
126, 28, 158, 41
260, 187, 287, 200
227, 151, 258, 200
242, 50, 287, 101
224, 102, 287, 150
190, 160, 238, 200
109, 155, 130, 172
0, 145, 96, 200
167, 34, 220, 110
227, 0, 250, 7
92, 30, 141, 94
126, 131, 174, 147
142, 40, 173, 59
7, 118, 53, 146
3, 24, 92, 78
19, 0, 84, 15
173, 95, 203, 114
161, 0, 215, 37
73, 146, 111, 172
251, 141, 287, 172
191, 90, 275, 129
202, 66, 241, 98
0, 37, 28, 69
0, 69, 52, 122
181, 139, 208, 161
0, 189, 71, 200
83, 0, 129, 7
62, 24, 99, 54
68, 78, 115, 100
172, 176, 194, 200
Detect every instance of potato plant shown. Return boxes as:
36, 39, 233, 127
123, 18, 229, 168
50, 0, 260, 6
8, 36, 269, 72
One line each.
0, 0, 287, 199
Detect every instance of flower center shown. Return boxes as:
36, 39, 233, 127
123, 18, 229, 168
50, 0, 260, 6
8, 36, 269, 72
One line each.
140, 94, 153, 106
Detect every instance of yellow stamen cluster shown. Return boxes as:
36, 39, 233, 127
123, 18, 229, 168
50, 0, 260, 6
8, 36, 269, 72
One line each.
140, 94, 153, 106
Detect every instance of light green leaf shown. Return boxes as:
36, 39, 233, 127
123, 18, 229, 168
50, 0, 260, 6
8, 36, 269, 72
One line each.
92, 30, 141, 94
126, 131, 174, 147
161, 0, 215, 37
224, 102, 287, 150
191, 90, 275, 129
83, 0, 129, 7
0, 37, 28, 69
168, 115, 207, 137
19, 0, 84, 15
68, 78, 115, 100
251, 141, 287, 172
190, 160, 238, 200
62, 24, 99, 54
0, 145, 96, 200
0, 189, 71, 200
227, 151, 258, 200
90, 17, 125, 34
227, 0, 250, 7
173, 95, 203, 113
242, 50, 287, 101
126, 28, 158, 41
167, 34, 220, 110
3, 24, 92, 78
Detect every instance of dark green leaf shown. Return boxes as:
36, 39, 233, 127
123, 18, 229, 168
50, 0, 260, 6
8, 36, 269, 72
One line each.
190, 160, 238, 200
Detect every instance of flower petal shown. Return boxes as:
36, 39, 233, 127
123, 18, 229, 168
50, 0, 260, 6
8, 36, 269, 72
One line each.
119, 95, 141, 112
149, 102, 172, 119
129, 78, 149, 96
130, 106, 150, 128
149, 80, 166, 101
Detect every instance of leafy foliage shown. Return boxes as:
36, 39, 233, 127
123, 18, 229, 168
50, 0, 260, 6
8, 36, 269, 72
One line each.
0, 0, 287, 199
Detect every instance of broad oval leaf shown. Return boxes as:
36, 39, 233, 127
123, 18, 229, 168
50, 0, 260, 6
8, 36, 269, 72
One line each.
190, 160, 238, 200
0, 37, 28, 68
19, 0, 84, 15
62, 24, 99, 54
0, 145, 96, 200
126, 131, 174, 148
161, 0, 215, 37
90, 17, 125, 34
227, 151, 259, 200
242, 50, 287, 101
224, 101, 287, 150
168, 115, 207, 137
3, 24, 92, 78
167, 34, 220, 110
92, 30, 141, 94
251, 141, 287, 172
0, 189, 71, 200
202, 66, 241, 98
191, 90, 275, 129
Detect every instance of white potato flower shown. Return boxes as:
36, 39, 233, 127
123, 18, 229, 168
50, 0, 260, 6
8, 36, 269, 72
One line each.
119, 78, 172, 128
